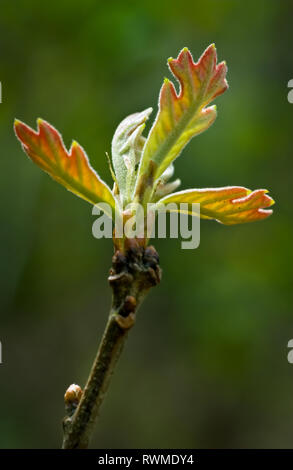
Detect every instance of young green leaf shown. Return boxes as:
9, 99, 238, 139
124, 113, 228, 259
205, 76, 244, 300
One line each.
152, 163, 181, 200
157, 187, 274, 225
14, 119, 116, 216
111, 108, 152, 203
135, 45, 228, 202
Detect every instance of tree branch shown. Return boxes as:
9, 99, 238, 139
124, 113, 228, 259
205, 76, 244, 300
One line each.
62, 241, 161, 449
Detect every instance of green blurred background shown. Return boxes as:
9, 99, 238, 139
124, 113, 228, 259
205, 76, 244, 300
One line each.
0, 0, 292, 449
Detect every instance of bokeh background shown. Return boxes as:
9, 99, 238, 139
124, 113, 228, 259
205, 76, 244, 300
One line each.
0, 0, 292, 449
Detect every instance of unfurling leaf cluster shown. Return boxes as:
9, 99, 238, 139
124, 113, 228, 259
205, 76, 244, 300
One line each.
15, 44, 274, 246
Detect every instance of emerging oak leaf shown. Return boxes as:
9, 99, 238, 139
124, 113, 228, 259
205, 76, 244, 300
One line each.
157, 187, 274, 225
111, 108, 152, 204
14, 119, 115, 216
135, 44, 228, 203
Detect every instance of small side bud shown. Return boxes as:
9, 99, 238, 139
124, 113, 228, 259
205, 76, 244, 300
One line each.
115, 312, 136, 330
123, 295, 137, 314
112, 250, 127, 273
143, 245, 160, 267
64, 384, 82, 408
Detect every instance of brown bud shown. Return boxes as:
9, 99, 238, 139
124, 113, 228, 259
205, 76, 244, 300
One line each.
143, 245, 160, 270
123, 295, 137, 314
112, 251, 127, 273
64, 384, 82, 405
115, 312, 136, 330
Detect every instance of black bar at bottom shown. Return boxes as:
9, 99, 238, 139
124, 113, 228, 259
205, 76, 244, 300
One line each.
0, 448, 291, 466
